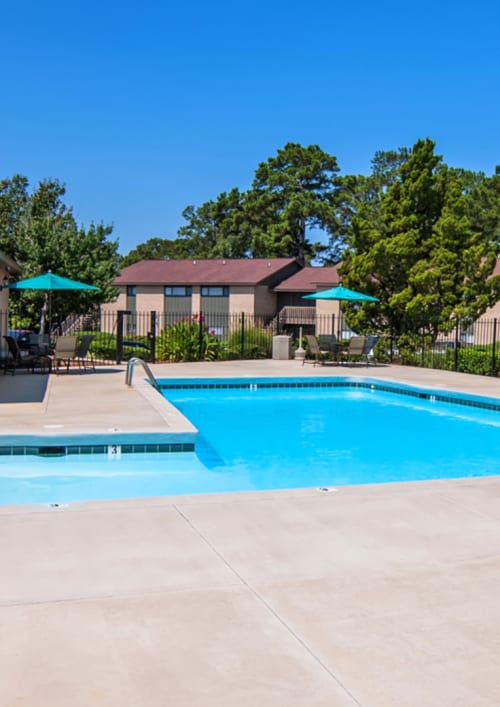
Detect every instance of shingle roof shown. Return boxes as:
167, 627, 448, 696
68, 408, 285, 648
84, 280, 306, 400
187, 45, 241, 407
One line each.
273, 265, 340, 292
115, 258, 299, 285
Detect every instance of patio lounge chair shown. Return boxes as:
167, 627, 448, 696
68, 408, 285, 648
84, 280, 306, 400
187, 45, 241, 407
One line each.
74, 335, 96, 371
341, 335, 367, 365
303, 334, 330, 366
3, 335, 51, 375
51, 335, 96, 373
50, 336, 79, 373
363, 334, 379, 365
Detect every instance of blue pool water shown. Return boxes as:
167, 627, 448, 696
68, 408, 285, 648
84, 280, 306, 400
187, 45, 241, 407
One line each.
0, 378, 499, 505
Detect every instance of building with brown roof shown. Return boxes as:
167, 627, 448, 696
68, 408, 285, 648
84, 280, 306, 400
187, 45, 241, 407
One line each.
103, 256, 500, 341
107, 258, 304, 319
102, 258, 343, 337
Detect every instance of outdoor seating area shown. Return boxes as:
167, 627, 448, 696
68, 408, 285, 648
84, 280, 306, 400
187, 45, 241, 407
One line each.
2, 332, 95, 375
303, 333, 378, 366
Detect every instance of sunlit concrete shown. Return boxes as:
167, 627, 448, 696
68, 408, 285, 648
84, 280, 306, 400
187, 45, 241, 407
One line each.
1, 361, 500, 706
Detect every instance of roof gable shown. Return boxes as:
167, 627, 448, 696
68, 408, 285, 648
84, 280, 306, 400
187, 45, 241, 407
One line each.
273, 265, 340, 292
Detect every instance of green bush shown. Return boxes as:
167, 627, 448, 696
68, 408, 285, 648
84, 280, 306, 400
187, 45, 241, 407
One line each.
155, 315, 219, 362
220, 326, 272, 359
456, 347, 496, 376
401, 341, 497, 376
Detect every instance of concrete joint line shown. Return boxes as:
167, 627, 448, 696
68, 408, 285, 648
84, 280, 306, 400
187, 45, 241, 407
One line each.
173, 504, 364, 707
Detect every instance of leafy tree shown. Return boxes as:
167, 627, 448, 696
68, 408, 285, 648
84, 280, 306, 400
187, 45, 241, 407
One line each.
247, 143, 340, 264
1, 176, 121, 331
339, 139, 500, 339
172, 143, 341, 264
176, 188, 251, 258
120, 236, 193, 267
0, 175, 30, 258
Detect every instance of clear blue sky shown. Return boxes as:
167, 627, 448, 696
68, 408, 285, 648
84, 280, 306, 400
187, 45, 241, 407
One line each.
2, 0, 499, 255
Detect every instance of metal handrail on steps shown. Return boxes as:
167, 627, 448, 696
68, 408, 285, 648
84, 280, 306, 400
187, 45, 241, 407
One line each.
125, 357, 160, 391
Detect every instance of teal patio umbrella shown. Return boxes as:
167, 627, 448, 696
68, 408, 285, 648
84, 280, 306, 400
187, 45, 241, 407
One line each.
303, 285, 379, 302
8, 272, 99, 333
303, 285, 379, 338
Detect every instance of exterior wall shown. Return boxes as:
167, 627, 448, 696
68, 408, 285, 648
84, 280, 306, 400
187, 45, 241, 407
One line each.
483, 299, 500, 320
135, 286, 164, 313
191, 287, 201, 313
315, 300, 341, 336
102, 289, 127, 312
228, 286, 255, 315
100, 290, 126, 333
253, 285, 277, 316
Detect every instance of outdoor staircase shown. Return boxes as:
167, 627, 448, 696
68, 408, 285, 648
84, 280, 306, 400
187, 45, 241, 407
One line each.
54, 307, 100, 336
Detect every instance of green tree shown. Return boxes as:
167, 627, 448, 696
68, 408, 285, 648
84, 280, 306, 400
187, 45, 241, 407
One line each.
1, 176, 121, 331
177, 188, 251, 258
339, 139, 500, 338
120, 236, 194, 266
173, 143, 341, 263
247, 143, 340, 264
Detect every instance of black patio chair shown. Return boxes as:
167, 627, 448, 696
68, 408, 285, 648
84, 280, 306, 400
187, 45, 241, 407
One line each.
3, 335, 51, 375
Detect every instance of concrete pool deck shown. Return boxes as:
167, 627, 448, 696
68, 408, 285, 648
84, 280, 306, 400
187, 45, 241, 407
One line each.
1, 361, 500, 706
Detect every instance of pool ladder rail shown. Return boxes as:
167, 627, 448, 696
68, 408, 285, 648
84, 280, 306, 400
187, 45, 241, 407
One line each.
125, 357, 160, 392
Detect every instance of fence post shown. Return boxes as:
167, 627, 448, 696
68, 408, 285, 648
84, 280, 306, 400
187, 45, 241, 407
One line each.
198, 311, 204, 361
454, 318, 460, 371
149, 311, 157, 363
491, 318, 497, 377
240, 312, 245, 358
116, 310, 129, 364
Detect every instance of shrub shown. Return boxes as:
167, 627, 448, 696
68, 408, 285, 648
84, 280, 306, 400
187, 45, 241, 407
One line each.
155, 315, 219, 362
220, 326, 272, 359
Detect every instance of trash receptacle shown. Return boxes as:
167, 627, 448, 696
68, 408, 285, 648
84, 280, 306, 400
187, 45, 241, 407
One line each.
272, 335, 292, 360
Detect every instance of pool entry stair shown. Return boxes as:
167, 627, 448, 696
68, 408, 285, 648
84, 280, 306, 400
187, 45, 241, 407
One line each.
125, 357, 160, 391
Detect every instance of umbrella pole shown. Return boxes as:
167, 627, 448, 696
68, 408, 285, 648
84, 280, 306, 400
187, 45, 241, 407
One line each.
48, 290, 51, 336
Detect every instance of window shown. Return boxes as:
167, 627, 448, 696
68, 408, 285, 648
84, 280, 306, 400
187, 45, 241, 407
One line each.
126, 285, 136, 296
164, 286, 192, 297
201, 286, 229, 297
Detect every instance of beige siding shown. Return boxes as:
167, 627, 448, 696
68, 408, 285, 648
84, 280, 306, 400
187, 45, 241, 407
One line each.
191, 287, 201, 313
102, 289, 127, 312
253, 285, 277, 315
483, 299, 500, 319
315, 300, 341, 335
229, 286, 255, 315
135, 286, 164, 313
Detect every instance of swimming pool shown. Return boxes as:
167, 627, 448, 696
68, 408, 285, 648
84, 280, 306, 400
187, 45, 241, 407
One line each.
0, 377, 499, 505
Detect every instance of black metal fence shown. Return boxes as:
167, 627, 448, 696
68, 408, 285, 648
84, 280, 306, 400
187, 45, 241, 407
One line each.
3, 308, 500, 377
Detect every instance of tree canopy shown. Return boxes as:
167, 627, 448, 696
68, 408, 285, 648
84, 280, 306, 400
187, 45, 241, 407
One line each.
142, 143, 342, 266
4, 136, 500, 340
338, 139, 500, 338
0, 176, 121, 331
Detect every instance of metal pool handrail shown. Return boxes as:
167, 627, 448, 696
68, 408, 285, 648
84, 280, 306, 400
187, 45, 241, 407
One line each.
125, 357, 160, 391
